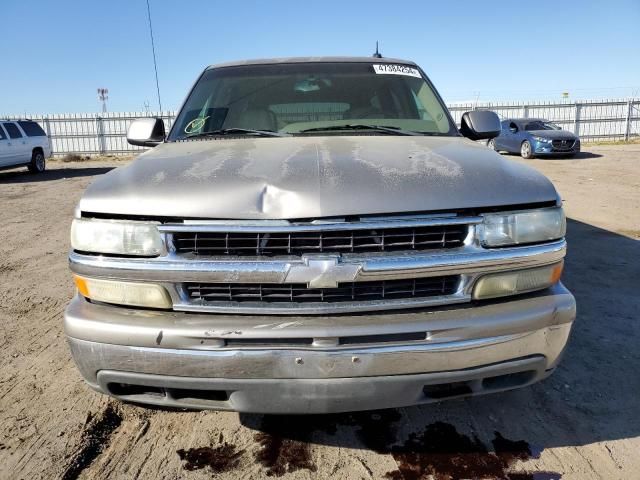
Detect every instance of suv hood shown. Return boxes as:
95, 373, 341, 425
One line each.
80, 136, 559, 219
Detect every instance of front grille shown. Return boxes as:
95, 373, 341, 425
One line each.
552, 139, 575, 150
185, 276, 459, 304
173, 224, 468, 257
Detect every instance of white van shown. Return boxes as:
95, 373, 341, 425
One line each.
0, 120, 52, 173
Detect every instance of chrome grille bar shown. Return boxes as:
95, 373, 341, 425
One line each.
158, 216, 481, 233
166, 217, 476, 257
185, 276, 459, 304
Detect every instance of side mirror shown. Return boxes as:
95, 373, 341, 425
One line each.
459, 110, 501, 141
127, 118, 165, 147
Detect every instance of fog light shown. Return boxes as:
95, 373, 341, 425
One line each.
472, 262, 563, 300
74, 276, 172, 308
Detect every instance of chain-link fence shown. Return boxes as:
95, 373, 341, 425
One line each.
448, 98, 639, 143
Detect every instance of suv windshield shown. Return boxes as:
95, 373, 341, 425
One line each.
524, 120, 561, 131
168, 62, 456, 140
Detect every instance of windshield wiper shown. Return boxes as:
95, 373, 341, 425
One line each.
297, 124, 422, 136
184, 128, 289, 139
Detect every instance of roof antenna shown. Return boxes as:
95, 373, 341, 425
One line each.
372, 41, 382, 58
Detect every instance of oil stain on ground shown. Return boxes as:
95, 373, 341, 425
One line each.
191, 410, 560, 479
247, 409, 401, 477
176, 434, 243, 474
253, 414, 326, 476
385, 421, 561, 480
61, 403, 123, 480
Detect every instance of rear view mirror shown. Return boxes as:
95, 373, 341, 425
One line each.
459, 110, 501, 141
127, 118, 165, 147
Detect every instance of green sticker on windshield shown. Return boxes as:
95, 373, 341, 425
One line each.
184, 116, 209, 134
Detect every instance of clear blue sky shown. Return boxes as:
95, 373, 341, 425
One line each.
2, 0, 639, 114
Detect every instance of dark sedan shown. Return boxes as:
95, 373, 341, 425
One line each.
488, 118, 580, 158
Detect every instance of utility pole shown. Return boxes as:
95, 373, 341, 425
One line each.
97, 88, 109, 113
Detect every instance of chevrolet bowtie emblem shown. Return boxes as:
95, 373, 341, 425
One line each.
285, 255, 361, 288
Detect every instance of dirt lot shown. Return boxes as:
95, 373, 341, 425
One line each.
1, 145, 638, 480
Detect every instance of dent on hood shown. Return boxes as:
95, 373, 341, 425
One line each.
80, 136, 559, 219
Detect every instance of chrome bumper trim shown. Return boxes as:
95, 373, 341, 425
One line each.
64, 283, 576, 351
69, 240, 566, 284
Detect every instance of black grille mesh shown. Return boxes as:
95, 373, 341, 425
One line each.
173, 225, 467, 257
185, 276, 459, 304
551, 139, 575, 150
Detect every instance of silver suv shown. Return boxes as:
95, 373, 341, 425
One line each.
0, 120, 51, 173
65, 57, 576, 413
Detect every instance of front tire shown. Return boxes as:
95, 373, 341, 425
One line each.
487, 138, 497, 151
520, 140, 534, 159
28, 150, 46, 173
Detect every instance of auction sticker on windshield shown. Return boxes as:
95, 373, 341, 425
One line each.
372, 64, 421, 78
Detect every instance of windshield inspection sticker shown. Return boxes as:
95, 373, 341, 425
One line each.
372, 64, 421, 78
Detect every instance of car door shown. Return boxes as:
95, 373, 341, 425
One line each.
503, 121, 521, 152
18, 121, 49, 157
2, 122, 30, 165
17, 121, 39, 153
494, 121, 510, 150
0, 124, 12, 166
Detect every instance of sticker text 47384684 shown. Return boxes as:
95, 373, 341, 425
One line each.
372, 64, 422, 78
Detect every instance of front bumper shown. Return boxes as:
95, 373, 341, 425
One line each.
65, 283, 576, 413
533, 140, 580, 156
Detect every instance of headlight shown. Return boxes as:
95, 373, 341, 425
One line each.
531, 136, 551, 143
473, 262, 563, 300
74, 276, 172, 308
71, 218, 163, 256
478, 207, 565, 247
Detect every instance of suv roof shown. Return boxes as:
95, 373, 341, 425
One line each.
207, 56, 418, 70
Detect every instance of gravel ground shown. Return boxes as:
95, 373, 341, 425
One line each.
0, 145, 638, 480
